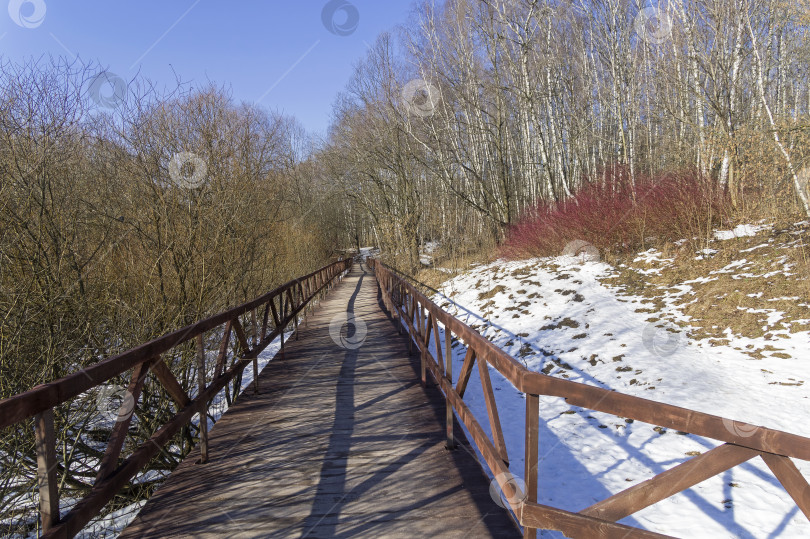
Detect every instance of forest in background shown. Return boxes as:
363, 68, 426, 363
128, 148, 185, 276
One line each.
324, 0, 810, 272
0, 58, 349, 533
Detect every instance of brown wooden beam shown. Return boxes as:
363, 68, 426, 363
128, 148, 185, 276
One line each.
455, 347, 476, 398
524, 394, 539, 539
196, 335, 209, 463
214, 321, 232, 380
580, 444, 758, 521
0, 260, 349, 428
34, 409, 59, 531
520, 503, 675, 539
231, 318, 251, 355
477, 356, 509, 467
96, 357, 157, 481
150, 360, 191, 409
761, 452, 810, 520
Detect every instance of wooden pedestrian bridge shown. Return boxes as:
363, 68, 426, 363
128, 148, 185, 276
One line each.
2, 259, 809, 538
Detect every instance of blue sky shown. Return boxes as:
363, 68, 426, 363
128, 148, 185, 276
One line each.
1, 0, 416, 137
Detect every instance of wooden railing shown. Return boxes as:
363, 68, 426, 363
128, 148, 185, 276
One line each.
368, 258, 810, 539
0, 258, 352, 538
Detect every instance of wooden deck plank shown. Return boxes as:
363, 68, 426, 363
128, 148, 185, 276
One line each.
120, 263, 520, 538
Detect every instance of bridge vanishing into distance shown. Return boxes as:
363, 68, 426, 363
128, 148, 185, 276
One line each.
2, 258, 809, 538
119, 262, 519, 538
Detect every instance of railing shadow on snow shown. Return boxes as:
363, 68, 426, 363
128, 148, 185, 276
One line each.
383, 261, 792, 537
369, 258, 810, 539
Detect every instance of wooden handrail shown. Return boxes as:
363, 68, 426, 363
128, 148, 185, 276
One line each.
368, 258, 810, 538
0, 261, 350, 429
0, 258, 352, 538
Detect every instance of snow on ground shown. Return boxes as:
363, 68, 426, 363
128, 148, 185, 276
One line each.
420, 241, 440, 265
714, 223, 771, 240
62, 327, 298, 538
429, 251, 810, 538
57, 270, 358, 539
357, 246, 379, 261
76, 267, 359, 537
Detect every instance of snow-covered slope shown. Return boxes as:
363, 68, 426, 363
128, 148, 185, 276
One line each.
431, 246, 810, 537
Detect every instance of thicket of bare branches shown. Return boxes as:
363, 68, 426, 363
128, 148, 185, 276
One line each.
324, 0, 810, 271
0, 57, 343, 534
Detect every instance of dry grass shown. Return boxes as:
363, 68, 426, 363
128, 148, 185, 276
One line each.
601, 218, 810, 358
413, 244, 499, 291
413, 213, 809, 364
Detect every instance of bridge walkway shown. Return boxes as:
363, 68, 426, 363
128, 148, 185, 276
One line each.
119, 263, 520, 538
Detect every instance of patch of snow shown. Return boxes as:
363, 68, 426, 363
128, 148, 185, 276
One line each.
429, 257, 810, 538
695, 248, 718, 260
740, 243, 770, 253
711, 259, 750, 274
357, 247, 379, 261
714, 223, 771, 240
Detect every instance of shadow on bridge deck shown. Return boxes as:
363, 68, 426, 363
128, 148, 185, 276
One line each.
119, 263, 520, 538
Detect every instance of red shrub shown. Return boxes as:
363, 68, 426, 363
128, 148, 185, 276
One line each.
501, 167, 729, 259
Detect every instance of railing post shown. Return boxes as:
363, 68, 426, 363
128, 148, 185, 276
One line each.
292, 290, 300, 340
261, 301, 270, 341
303, 280, 309, 327
445, 327, 454, 449
196, 335, 210, 462
419, 303, 427, 387
300, 281, 307, 327
247, 314, 259, 393
397, 283, 404, 334
280, 322, 286, 361
524, 393, 539, 539
34, 409, 59, 531
397, 289, 403, 334
251, 309, 258, 347
407, 294, 414, 355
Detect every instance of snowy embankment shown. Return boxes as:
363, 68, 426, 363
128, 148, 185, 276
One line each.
429, 229, 810, 538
